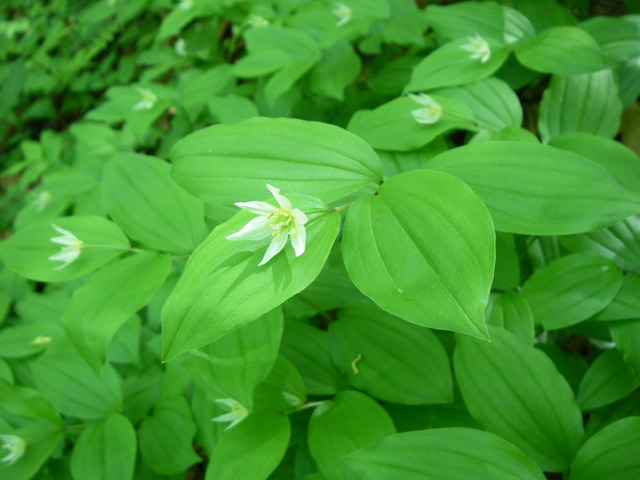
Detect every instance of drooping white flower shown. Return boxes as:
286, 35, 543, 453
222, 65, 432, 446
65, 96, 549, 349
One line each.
247, 15, 269, 28
408, 93, 444, 125
460, 33, 491, 63
178, 0, 192, 10
48, 224, 84, 270
30, 336, 53, 346
212, 398, 249, 430
226, 184, 308, 266
333, 3, 352, 27
132, 87, 157, 111
0, 435, 26, 465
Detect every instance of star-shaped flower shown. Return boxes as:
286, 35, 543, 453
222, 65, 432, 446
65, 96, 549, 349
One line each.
212, 398, 249, 430
460, 33, 491, 63
132, 87, 157, 111
226, 184, 308, 266
333, 3, 352, 27
1, 435, 26, 466
48, 224, 84, 270
408, 93, 444, 125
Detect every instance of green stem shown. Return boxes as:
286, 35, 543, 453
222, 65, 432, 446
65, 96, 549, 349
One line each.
85, 243, 188, 261
295, 294, 333, 323
285, 400, 329, 415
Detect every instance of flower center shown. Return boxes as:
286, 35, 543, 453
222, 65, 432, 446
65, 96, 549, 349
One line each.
267, 209, 294, 236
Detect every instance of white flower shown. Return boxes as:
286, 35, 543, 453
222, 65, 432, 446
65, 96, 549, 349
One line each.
1, 435, 26, 465
174, 38, 187, 57
178, 0, 192, 10
460, 33, 491, 63
132, 87, 157, 111
226, 184, 308, 266
212, 398, 249, 430
333, 3, 352, 27
48, 224, 84, 270
247, 15, 269, 28
408, 93, 443, 125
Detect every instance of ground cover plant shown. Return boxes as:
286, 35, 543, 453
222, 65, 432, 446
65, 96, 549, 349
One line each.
1, 0, 640, 478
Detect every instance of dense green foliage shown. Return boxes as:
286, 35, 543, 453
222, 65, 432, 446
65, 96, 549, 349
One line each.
2, 0, 640, 479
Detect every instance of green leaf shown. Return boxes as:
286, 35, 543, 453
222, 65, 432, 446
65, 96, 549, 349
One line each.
328, 301, 453, 404
0, 216, 129, 282
0, 320, 64, 359
170, 117, 382, 206
521, 253, 623, 330
579, 15, 640, 63
538, 70, 622, 142
346, 427, 546, 480
308, 390, 396, 480
280, 321, 349, 396
207, 94, 260, 124
139, 396, 200, 475
510, 0, 577, 31
515, 27, 611, 74
186, 308, 283, 410
0, 422, 62, 480
548, 133, 640, 202
610, 320, 640, 375
405, 38, 510, 92
0, 379, 62, 426
342, 170, 495, 339
253, 354, 307, 411
596, 274, 640, 321
577, 349, 639, 411
486, 291, 535, 344
205, 409, 290, 480
347, 95, 475, 151
427, 141, 640, 235
70, 413, 137, 480
433, 78, 522, 130
63, 253, 171, 369
162, 197, 340, 361
568, 416, 640, 480
454, 327, 584, 472
103, 153, 207, 253
31, 346, 123, 420
492, 233, 521, 290
309, 40, 361, 100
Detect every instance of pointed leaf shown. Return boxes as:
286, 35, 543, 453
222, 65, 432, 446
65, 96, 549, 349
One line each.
342, 170, 495, 338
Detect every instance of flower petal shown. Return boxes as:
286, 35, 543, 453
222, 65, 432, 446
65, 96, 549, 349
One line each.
226, 216, 272, 241
290, 223, 306, 257
292, 208, 308, 225
235, 201, 278, 215
258, 232, 288, 266
266, 184, 292, 211
48, 248, 81, 270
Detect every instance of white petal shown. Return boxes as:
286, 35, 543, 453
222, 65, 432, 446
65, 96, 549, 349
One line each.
258, 233, 288, 266
266, 184, 292, 211
48, 248, 81, 270
411, 107, 442, 125
235, 201, 277, 215
226, 216, 272, 241
292, 208, 308, 225
290, 224, 306, 257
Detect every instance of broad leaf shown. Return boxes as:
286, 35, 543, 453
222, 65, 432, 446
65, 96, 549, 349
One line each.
0, 216, 129, 282
486, 291, 535, 344
0, 422, 62, 480
205, 410, 290, 480
342, 169, 495, 338
569, 417, 640, 480
170, 117, 382, 207
308, 390, 396, 480
538, 70, 622, 142
328, 301, 452, 404
71, 413, 137, 480
455, 327, 584, 472
347, 427, 546, 480
63, 252, 171, 369
521, 253, 623, 329
0, 379, 62, 426
515, 27, 611, 74
162, 196, 340, 360
427, 141, 640, 234
103, 153, 207, 253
